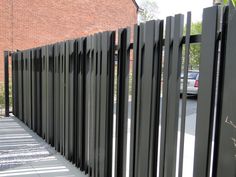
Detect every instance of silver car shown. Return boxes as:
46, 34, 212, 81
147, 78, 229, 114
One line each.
180, 70, 199, 95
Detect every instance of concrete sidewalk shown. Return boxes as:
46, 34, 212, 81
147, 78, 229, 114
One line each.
0, 116, 87, 177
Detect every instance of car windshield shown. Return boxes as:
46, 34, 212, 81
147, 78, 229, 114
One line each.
181, 72, 198, 79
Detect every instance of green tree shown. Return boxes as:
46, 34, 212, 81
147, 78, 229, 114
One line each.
189, 0, 236, 69
188, 22, 201, 70
223, 0, 236, 6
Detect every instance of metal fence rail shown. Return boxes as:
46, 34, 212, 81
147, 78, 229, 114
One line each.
7, 4, 236, 177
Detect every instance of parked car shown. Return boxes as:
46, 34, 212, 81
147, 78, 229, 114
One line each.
180, 70, 199, 95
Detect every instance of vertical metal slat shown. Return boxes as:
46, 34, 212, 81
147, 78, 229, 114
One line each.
178, 11, 191, 177
4, 51, 9, 117
193, 6, 219, 177
115, 27, 130, 177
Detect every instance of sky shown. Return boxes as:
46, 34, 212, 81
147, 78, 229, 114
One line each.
136, 0, 213, 22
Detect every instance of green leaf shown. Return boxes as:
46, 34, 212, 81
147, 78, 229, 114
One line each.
233, 0, 236, 6
224, 0, 236, 6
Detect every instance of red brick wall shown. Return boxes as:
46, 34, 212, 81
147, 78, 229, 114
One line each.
0, 0, 137, 82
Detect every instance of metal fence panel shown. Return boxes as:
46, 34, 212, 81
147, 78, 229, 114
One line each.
47, 45, 54, 145
31, 49, 36, 132
73, 39, 79, 167
130, 20, 163, 177
148, 20, 163, 177
85, 37, 91, 173
59, 42, 65, 155
18, 52, 23, 121
54, 43, 60, 151
114, 27, 130, 177
163, 14, 184, 177
65, 41, 69, 159
159, 16, 174, 177
68, 40, 75, 162
94, 33, 101, 177
4, 51, 9, 117
9, 5, 235, 177
41, 46, 47, 139
28, 50, 32, 128
129, 24, 139, 177
178, 11, 191, 177
89, 35, 97, 177
193, 6, 219, 177
12, 53, 18, 116
97, 31, 115, 177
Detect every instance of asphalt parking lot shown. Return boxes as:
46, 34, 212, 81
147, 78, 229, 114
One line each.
114, 96, 198, 135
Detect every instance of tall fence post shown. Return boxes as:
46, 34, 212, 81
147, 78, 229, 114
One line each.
215, 4, 236, 177
4, 51, 9, 117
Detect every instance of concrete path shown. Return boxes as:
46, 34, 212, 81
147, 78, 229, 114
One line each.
0, 116, 87, 177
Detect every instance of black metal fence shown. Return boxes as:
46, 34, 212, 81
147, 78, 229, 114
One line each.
6, 4, 236, 177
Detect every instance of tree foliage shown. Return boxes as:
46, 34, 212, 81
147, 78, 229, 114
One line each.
224, 0, 236, 6
189, 22, 201, 70
138, 0, 159, 23
186, 0, 236, 70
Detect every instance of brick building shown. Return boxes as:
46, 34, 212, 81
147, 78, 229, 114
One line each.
0, 0, 138, 82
